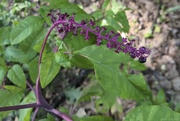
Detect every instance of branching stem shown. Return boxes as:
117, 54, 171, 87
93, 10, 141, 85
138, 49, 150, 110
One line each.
0, 103, 39, 112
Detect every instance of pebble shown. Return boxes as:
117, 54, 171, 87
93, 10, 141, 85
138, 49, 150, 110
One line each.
172, 76, 180, 91
159, 80, 172, 90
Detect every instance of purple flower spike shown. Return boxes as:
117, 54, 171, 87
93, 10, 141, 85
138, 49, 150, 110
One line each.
48, 11, 151, 63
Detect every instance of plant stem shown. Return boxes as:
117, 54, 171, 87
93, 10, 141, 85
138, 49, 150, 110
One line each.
0, 103, 39, 112
35, 23, 72, 121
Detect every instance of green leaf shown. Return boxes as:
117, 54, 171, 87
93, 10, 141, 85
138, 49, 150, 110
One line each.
37, 113, 56, 121
55, 52, 71, 68
77, 81, 104, 103
124, 105, 180, 121
4, 46, 28, 63
127, 74, 150, 96
70, 54, 94, 68
64, 87, 81, 103
0, 57, 7, 85
95, 92, 116, 113
7, 64, 26, 89
115, 10, 130, 32
39, 1, 92, 23
144, 29, 153, 38
39, 6, 51, 26
175, 102, 180, 113
65, 33, 95, 68
75, 45, 148, 100
0, 46, 3, 56
19, 91, 36, 121
155, 89, 166, 105
111, 0, 126, 14
64, 33, 96, 52
74, 116, 114, 121
0, 86, 23, 120
0, 27, 11, 45
92, 10, 103, 20
10, 16, 44, 45
29, 56, 38, 83
40, 53, 61, 88
165, 5, 180, 14
105, 13, 123, 32
51, 3, 91, 22
19, 27, 46, 61
102, 0, 110, 10
129, 60, 146, 71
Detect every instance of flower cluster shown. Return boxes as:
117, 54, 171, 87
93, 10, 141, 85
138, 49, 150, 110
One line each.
47, 11, 150, 63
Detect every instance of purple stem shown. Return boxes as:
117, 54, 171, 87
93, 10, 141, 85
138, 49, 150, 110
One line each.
26, 80, 36, 93
35, 23, 72, 121
32, 107, 39, 121
0, 103, 39, 112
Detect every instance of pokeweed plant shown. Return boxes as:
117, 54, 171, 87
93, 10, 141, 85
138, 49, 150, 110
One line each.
0, 0, 180, 121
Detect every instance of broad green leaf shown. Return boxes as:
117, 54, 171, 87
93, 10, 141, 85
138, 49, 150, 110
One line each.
144, 29, 153, 38
129, 60, 146, 71
64, 87, 81, 103
0, 86, 23, 120
19, 91, 36, 121
29, 56, 38, 83
39, 6, 51, 26
105, 13, 123, 32
77, 81, 104, 103
19, 27, 46, 61
127, 74, 150, 96
4, 46, 28, 63
7, 64, 26, 89
74, 116, 113, 121
175, 102, 180, 113
0, 57, 7, 85
37, 113, 55, 121
92, 10, 103, 20
0, 46, 3, 55
75, 45, 148, 100
155, 89, 166, 105
111, 0, 127, 14
51, 3, 91, 22
39, 119, 49, 121
165, 5, 180, 14
115, 10, 130, 32
10, 16, 44, 45
95, 92, 116, 113
64, 33, 95, 68
55, 52, 71, 68
40, 1, 92, 23
0, 27, 11, 45
124, 105, 180, 121
40, 53, 60, 88
102, 0, 110, 10
70, 54, 94, 68
64, 33, 96, 52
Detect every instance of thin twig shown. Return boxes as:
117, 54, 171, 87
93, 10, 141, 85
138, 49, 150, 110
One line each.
0, 103, 39, 112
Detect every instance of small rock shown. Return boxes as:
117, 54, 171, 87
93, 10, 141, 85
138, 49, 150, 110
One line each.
165, 68, 179, 79
157, 55, 175, 64
159, 80, 172, 90
172, 76, 180, 91
76, 108, 86, 118
174, 94, 180, 105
